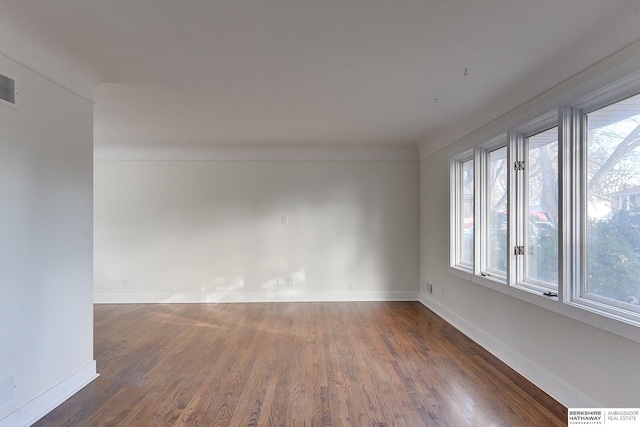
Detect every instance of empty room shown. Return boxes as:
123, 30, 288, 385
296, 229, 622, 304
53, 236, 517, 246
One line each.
2, 1, 640, 426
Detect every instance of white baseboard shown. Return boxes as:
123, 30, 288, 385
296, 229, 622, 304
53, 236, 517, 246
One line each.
0, 361, 98, 427
94, 291, 419, 304
418, 294, 599, 408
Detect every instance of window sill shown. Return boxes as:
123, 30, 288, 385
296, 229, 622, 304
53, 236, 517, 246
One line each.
448, 267, 640, 345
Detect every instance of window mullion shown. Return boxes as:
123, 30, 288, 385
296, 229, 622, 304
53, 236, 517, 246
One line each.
508, 131, 522, 286
474, 147, 484, 276
559, 107, 575, 304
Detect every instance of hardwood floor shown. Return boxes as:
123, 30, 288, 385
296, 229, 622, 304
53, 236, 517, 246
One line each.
35, 302, 566, 426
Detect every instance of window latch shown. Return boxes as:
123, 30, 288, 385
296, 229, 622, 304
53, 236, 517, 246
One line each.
514, 246, 525, 255
513, 161, 525, 171
543, 291, 558, 297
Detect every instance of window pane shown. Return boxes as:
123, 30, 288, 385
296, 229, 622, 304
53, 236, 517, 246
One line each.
586, 93, 640, 310
488, 146, 508, 273
526, 127, 559, 287
461, 159, 474, 265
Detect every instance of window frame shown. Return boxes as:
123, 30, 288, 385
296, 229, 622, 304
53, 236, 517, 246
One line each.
565, 81, 640, 323
478, 136, 509, 283
511, 113, 560, 294
450, 149, 475, 273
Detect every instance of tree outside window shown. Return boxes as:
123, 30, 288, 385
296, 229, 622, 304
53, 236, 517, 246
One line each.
586, 93, 640, 309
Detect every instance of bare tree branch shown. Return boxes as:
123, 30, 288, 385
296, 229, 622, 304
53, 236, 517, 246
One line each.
588, 123, 640, 196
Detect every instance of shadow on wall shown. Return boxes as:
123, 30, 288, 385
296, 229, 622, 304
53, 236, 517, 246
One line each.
93, 160, 418, 299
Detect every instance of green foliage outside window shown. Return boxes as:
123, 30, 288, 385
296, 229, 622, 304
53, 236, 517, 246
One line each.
588, 208, 640, 304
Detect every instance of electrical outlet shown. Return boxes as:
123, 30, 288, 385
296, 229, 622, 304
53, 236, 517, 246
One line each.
348, 282, 353, 290
287, 277, 295, 286
282, 215, 288, 224
122, 277, 130, 287
277, 278, 284, 287
428, 283, 433, 294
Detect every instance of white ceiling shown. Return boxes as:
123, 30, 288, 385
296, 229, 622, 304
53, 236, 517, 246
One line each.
2, 0, 640, 154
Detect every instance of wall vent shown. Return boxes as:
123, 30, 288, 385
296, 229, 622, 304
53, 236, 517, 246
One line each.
0, 73, 16, 106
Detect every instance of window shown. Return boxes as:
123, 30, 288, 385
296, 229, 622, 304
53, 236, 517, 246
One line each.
485, 145, 508, 277
523, 126, 559, 290
450, 71, 640, 334
461, 159, 474, 266
579, 92, 640, 315
451, 152, 474, 271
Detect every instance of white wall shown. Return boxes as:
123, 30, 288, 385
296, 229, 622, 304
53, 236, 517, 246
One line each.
0, 54, 96, 426
94, 158, 419, 302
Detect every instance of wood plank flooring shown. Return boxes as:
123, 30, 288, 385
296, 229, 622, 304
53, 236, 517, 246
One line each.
35, 302, 566, 426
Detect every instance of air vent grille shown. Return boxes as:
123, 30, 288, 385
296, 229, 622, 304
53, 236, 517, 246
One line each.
0, 73, 16, 105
